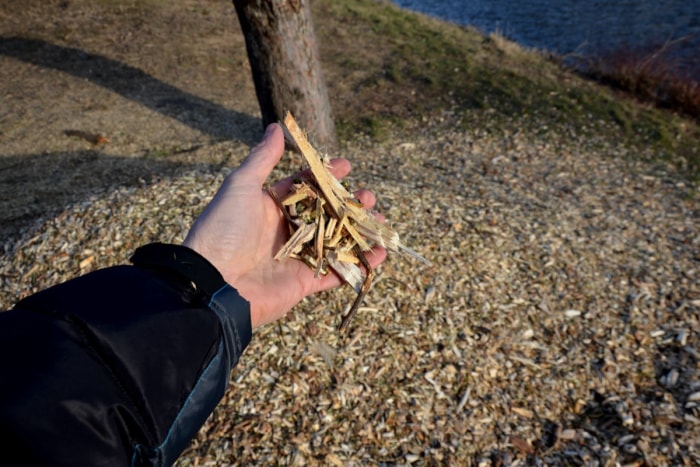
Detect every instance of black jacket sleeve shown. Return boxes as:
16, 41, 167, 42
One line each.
0, 243, 252, 467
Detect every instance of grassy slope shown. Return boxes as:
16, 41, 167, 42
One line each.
314, 0, 700, 181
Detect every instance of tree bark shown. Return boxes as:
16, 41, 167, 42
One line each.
233, 0, 337, 150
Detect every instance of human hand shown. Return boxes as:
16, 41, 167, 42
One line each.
183, 124, 387, 329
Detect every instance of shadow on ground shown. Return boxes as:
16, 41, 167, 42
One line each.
0, 36, 260, 144
0, 150, 209, 244
0, 36, 264, 245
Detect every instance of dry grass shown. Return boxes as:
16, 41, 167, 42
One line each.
574, 39, 700, 120
1, 1, 699, 465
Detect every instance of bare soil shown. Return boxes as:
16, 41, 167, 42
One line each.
0, 0, 263, 242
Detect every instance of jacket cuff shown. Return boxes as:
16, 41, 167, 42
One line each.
130, 242, 227, 300
129, 244, 253, 465
136, 285, 252, 467
130, 243, 252, 353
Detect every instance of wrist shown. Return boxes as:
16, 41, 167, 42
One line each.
179, 239, 261, 328
181, 237, 244, 296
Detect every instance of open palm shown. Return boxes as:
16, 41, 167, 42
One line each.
183, 124, 386, 328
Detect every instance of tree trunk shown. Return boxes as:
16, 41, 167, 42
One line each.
233, 0, 337, 151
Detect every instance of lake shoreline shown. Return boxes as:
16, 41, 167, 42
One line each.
391, 0, 700, 81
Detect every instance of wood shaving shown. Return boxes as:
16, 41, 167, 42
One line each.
272, 112, 430, 330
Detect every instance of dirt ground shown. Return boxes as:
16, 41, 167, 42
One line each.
0, 0, 438, 244
0, 0, 264, 243
1, 1, 699, 465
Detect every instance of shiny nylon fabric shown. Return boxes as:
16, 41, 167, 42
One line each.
134, 285, 252, 466
0, 263, 251, 466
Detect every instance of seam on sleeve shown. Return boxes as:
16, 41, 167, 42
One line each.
133, 341, 228, 467
132, 284, 251, 466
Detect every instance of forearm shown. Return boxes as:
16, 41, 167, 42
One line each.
0, 244, 251, 466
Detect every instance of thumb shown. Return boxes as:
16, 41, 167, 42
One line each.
237, 123, 285, 186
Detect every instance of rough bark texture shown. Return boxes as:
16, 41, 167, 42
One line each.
233, 0, 337, 151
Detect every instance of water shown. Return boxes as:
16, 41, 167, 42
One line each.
391, 0, 700, 78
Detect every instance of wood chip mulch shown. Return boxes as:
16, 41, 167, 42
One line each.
1, 115, 698, 466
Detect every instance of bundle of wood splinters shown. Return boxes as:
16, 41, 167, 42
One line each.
270, 112, 430, 331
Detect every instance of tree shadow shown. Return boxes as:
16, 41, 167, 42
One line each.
0, 36, 260, 145
0, 149, 220, 245
0, 36, 265, 244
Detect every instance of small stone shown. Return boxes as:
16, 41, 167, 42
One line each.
661, 368, 679, 388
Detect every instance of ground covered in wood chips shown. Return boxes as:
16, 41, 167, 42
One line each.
1, 1, 699, 466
